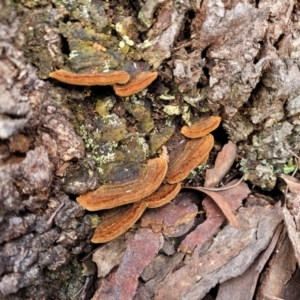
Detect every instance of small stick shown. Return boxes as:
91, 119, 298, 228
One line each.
184, 176, 244, 192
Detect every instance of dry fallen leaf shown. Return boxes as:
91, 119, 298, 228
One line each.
280, 174, 300, 194
204, 140, 237, 187
179, 179, 249, 254
189, 186, 239, 229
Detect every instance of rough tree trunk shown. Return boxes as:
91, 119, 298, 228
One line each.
1, 0, 300, 299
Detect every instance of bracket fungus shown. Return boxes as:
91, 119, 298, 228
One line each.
181, 116, 221, 138
77, 154, 168, 211
49, 69, 158, 97
91, 200, 148, 243
76, 117, 221, 243
145, 183, 182, 208
166, 134, 214, 184
49, 69, 130, 86
113, 71, 158, 97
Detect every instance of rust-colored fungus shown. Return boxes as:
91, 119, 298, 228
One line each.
166, 134, 214, 184
77, 156, 168, 210
113, 71, 158, 97
146, 182, 181, 208
91, 200, 148, 243
181, 116, 221, 138
49, 69, 130, 86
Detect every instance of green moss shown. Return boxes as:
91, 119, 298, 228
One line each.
283, 157, 297, 174
149, 126, 175, 155
95, 98, 114, 116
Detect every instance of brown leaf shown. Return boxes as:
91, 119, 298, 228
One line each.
189, 186, 239, 228
283, 201, 300, 266
280, 174, 300, 194
216, 223, 283, 300
255, 227, 299, 300
92, 233, 133, 278
204, 141, 237, 187
180, 180, 249, 253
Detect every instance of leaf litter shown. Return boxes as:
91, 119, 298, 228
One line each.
91, 142, 300, 300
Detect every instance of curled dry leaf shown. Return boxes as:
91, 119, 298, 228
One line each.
280, 174, 300, 194
77, 156, 168, 210
145, 182, 181, 208
179, 179, 249, 253
189, 186, 239, 228
91, 200, 147, 243
204, 140, 237, 187
181, 116, 221, 138
166, 134, 214, 184
49, 69, 130, 85
113, 71, 158, 97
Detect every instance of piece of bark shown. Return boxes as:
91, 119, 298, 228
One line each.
160, 240, 175, 256
179, 180, 249, 253
282, 201, 300, 266
140, 195, 198, 237
155, 205, 283, 300
142, 1, 190, 68
216, 223, 283, 300
92, 228, 163, 300
92, 233, 134, 278
256, 229, 299, 300
278, 174, 300, 265
204, 141, 237, 187
133, 284, 151, 300
140, 253, 185, 297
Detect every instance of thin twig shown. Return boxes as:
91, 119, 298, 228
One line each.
184, 176, 244, 192
47, 202, 64, 225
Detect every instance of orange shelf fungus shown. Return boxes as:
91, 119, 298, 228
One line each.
49, 69, 130, 86
166, 134, 214, 184
145, 182, 181, 208
113, 71, 158, 97
181, 116, 221, 138
77, 155, 168, 211
91, 200, 148, 243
